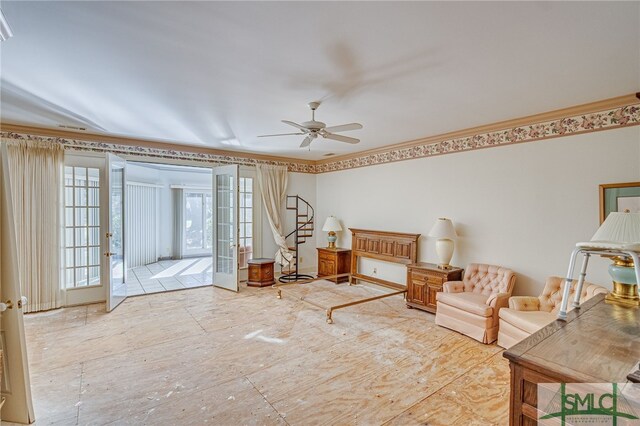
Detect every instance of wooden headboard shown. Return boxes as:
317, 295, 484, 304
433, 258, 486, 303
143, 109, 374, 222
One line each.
349, 229, 420, 291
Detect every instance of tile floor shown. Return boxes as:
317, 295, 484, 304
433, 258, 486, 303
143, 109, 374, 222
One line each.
126, 257, 212, 295
14, 281, 510, 425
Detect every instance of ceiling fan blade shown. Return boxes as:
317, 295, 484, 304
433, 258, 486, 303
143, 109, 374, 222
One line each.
257, 132, 305, 138
282, 120, 309, 131
323, 132, 360, 144
323, 123, 363, 133
300, 136, 313, 148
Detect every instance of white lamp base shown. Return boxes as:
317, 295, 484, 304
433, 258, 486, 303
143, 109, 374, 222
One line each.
435, 238, 454, 269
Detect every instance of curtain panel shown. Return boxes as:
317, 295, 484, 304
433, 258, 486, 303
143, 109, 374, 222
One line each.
172, 188, 184, 260
255, 164, 292, 268
3, 139, 64, 312
125, 183, 158, 268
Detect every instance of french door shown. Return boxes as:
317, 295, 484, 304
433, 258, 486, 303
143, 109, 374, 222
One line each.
105, 154, 127, 311
212, 165, 239, 292
0, 143, 35, 423
63, 155, 105, 306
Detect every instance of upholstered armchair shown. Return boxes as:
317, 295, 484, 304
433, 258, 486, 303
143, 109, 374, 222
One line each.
435, 263, 516, 344
497, 276, 607, 349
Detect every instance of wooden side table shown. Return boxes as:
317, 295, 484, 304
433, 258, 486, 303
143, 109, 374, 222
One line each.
317, 247, 351, 283
406, 262, 463, 313
247, 258, 275, 287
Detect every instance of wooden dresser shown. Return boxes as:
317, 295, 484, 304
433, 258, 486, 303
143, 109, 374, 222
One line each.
317, 247, 351, 283
406, 262, 463, 313
503, 294, 640, 425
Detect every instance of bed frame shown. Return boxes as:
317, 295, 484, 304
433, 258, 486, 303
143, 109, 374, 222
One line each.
273, 229, 420, 324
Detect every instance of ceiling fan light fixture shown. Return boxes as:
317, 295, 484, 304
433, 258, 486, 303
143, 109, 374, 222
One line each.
258, 101, 362, 149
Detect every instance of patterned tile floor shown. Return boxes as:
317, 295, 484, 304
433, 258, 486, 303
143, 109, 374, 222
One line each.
126, 257, 212, 295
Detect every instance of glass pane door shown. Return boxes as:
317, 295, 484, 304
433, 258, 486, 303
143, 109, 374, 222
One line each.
105, 154, 127, 311
212, 165, 239, 292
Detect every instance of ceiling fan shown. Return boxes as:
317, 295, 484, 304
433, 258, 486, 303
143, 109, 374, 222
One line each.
258, 102, 362, 148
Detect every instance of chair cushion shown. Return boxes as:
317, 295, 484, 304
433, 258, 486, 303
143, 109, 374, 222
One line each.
436, 292, 492, 317
463, 263, 516, 295
538, 276, 609, 313
499, 308, 555, 334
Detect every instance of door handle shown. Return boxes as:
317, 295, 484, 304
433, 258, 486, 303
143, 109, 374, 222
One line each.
105, 232, 113, 238
0, 300, 14, 312
17, 296, 28, 309
104, 252, 113, 257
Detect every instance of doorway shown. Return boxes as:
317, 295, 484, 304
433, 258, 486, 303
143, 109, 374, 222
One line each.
61, 153, 260, 307
124, 161, 214, 295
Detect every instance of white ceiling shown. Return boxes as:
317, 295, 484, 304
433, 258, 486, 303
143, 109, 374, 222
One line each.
1, 1, 638, 160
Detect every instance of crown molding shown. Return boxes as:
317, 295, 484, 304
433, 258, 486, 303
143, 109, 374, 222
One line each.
1, 93, 639, 174
0, 123, 315, 167
316, 93, 640, 167
0, 128, 315, 173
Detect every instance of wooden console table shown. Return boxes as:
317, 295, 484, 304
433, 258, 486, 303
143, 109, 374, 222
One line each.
503, 294, 640, 425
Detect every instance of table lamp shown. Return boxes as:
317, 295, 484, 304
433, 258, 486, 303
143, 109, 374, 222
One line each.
590, 211, 640, 306
428, 218, 457, 269
322, 216, 342, 249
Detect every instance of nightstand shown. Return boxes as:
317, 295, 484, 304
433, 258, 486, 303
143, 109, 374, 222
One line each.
247, 258, 275, 287
406, 262, 463, 313
317, 247, 351, 283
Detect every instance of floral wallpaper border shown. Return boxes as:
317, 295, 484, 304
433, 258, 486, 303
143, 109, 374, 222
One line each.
315, 103, 640, 173
0, 132, 315, 173
2, 102, 639, 174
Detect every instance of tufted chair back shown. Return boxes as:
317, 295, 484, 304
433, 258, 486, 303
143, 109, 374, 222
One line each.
538, 276, 608, 313
463, 263, 516, 296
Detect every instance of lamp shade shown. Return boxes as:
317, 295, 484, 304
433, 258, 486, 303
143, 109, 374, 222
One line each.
322, 216, 342, 232
591, 212, 640, 243
428, 218, 457, 239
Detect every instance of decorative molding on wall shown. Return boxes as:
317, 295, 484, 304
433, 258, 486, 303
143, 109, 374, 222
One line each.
2, 94, 639, 174
314, 94, 640, 173
0, 130, 315, 173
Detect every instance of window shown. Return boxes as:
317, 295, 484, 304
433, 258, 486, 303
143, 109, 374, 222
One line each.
64, 167, 101, 288
183, 176, 254, 266
184, 191, 213, 253
239, 177, 253, 268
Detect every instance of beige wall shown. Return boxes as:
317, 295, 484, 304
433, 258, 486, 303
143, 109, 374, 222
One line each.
315, 126, 640, 296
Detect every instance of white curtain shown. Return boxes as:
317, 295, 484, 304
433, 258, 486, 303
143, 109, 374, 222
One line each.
256, 164, 293, 267
3, 139, 64, 312
126, 183, 158, 268
172, 188, 184, 260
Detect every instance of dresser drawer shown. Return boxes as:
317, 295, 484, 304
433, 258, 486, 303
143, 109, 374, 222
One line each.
409, 270, 430, 282
409, 270, 444, 284
319, 250, 335, 261
426, 275, 444, 285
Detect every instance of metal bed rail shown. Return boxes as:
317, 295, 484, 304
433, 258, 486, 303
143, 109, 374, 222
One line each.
273, 273, 406, 324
